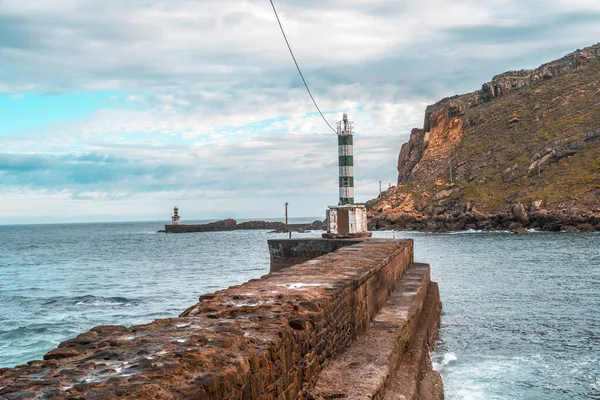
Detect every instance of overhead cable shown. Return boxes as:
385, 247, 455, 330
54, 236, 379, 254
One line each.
269, 0, 338, 134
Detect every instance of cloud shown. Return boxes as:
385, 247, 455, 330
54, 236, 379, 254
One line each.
0, 126, 404, 194
2, 0, 597, 94
1, 0, 600, 222
0, 129, 405, 222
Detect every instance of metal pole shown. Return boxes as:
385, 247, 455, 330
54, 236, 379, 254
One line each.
285, 202, 291, 239
379, 181, 382, 196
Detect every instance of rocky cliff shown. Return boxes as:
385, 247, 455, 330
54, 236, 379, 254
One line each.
368, 44, 600, 232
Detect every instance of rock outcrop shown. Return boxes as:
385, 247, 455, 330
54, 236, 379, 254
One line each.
397, 128, 426, 184
369, 43, 600, 232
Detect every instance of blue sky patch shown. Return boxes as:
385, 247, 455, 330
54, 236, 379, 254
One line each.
0, 91, 142, 136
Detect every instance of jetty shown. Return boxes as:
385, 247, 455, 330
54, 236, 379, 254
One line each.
160, 208, 326, 233
162, 218, 326, 234
0, 238, 442, 399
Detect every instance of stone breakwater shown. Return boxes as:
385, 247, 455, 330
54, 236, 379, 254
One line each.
164, 219, 326, 233
0, 239, 442, 399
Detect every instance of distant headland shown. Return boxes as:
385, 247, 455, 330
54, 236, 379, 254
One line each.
367, 43, 600, 233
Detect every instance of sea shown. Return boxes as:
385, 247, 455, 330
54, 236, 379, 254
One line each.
0, 220, 598, 399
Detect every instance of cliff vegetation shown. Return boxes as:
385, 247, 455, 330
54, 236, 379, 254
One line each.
368, 44, 600, 232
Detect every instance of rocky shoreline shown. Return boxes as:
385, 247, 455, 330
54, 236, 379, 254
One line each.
368, 193, 600, 233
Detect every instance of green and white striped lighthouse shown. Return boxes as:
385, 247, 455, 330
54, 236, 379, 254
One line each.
323, 113, 370, 239
337, 113, 354, 205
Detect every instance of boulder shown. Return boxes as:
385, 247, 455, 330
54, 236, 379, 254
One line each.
511, 203, 529, 225
445, 218, 466, 230
385, 212, 404, 223
509, 222, 528, 234
435, 190, 454, 200
530, 200, 543, 213
562, 225, 579, 232
367, 219, 378, 231
472, 209, 488, 221
576, 223, 596, 232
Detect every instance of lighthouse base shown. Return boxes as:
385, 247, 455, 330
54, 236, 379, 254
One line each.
324, 205, 370, 239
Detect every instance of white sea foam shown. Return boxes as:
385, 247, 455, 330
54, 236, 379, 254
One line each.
444, 229, 513, 235
432, 352, 457, 371
76, 300, 132, 307
590, 375, 600, 391
455, 387, 487, 400
448, 229, 481, 235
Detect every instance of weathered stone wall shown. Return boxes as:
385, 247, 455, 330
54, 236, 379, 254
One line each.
0, 239, 415, 399
307, 263, 443, 400
267, 238, 367, 272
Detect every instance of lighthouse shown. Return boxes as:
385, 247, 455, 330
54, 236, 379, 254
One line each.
324, 114, 371, 239
337, 113, 354, 205
172, 207, 181, 226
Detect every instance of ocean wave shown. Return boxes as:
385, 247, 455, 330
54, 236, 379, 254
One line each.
74, 296, 136, 307
455, 387, 487, 400
447, 229, 482, 235
447, 229, 513, 235
432, 351, 457, 371
591, 377, 600, 393
14, 244, 41, 250
0, 324, 54, 338
43, 295, 138, 308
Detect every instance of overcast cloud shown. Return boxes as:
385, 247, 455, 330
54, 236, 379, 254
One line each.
1, 0, 600, 223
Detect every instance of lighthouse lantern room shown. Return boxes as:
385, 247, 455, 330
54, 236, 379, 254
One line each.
172, 207, 181, 226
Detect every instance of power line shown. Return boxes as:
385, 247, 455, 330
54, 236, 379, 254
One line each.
269, 0, 338, 135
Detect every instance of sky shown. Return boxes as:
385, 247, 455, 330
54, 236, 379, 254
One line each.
1, 0, 600, 224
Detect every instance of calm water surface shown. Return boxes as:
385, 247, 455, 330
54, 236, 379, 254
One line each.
0, 222, 598, 399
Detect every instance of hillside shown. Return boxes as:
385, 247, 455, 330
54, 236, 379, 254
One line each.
367, 44, 600, 232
